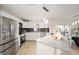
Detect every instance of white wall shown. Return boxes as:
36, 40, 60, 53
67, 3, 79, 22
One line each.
39, 20, 48, 28
23, 20, 49, 28
23, 21, 36, 28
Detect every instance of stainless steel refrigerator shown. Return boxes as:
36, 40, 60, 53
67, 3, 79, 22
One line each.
0, 16, 18, 55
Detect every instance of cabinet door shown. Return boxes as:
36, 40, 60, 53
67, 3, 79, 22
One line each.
2, 43, 17, 55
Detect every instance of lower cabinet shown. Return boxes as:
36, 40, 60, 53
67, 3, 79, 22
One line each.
26, 32, 40, 41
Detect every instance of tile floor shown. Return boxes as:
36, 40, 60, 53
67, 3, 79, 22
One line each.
17, 41, 79, 55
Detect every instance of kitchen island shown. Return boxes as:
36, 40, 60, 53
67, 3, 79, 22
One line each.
37, 35, 70, 51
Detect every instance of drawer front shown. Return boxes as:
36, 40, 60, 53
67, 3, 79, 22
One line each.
1, 43, 17, 55
0, 39, 17, 53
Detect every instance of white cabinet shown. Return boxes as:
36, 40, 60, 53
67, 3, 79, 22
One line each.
23, 22, 36, 28
26, 32, 40, 41
22, 21, 48, 28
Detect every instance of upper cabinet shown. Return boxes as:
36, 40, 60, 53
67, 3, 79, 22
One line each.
22, 21, 49, 28
23, 22, 35, 28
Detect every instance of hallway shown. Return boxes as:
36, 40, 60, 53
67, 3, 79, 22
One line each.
17, 41, 79, 55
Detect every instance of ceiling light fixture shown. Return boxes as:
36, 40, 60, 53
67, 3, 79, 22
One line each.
43, 17, 48, 24
43, 6, 49, 12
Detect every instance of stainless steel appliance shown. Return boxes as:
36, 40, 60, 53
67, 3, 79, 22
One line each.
0, 16, 18, 55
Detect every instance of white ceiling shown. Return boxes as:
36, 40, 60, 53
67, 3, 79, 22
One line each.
1, 4, 79, 25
